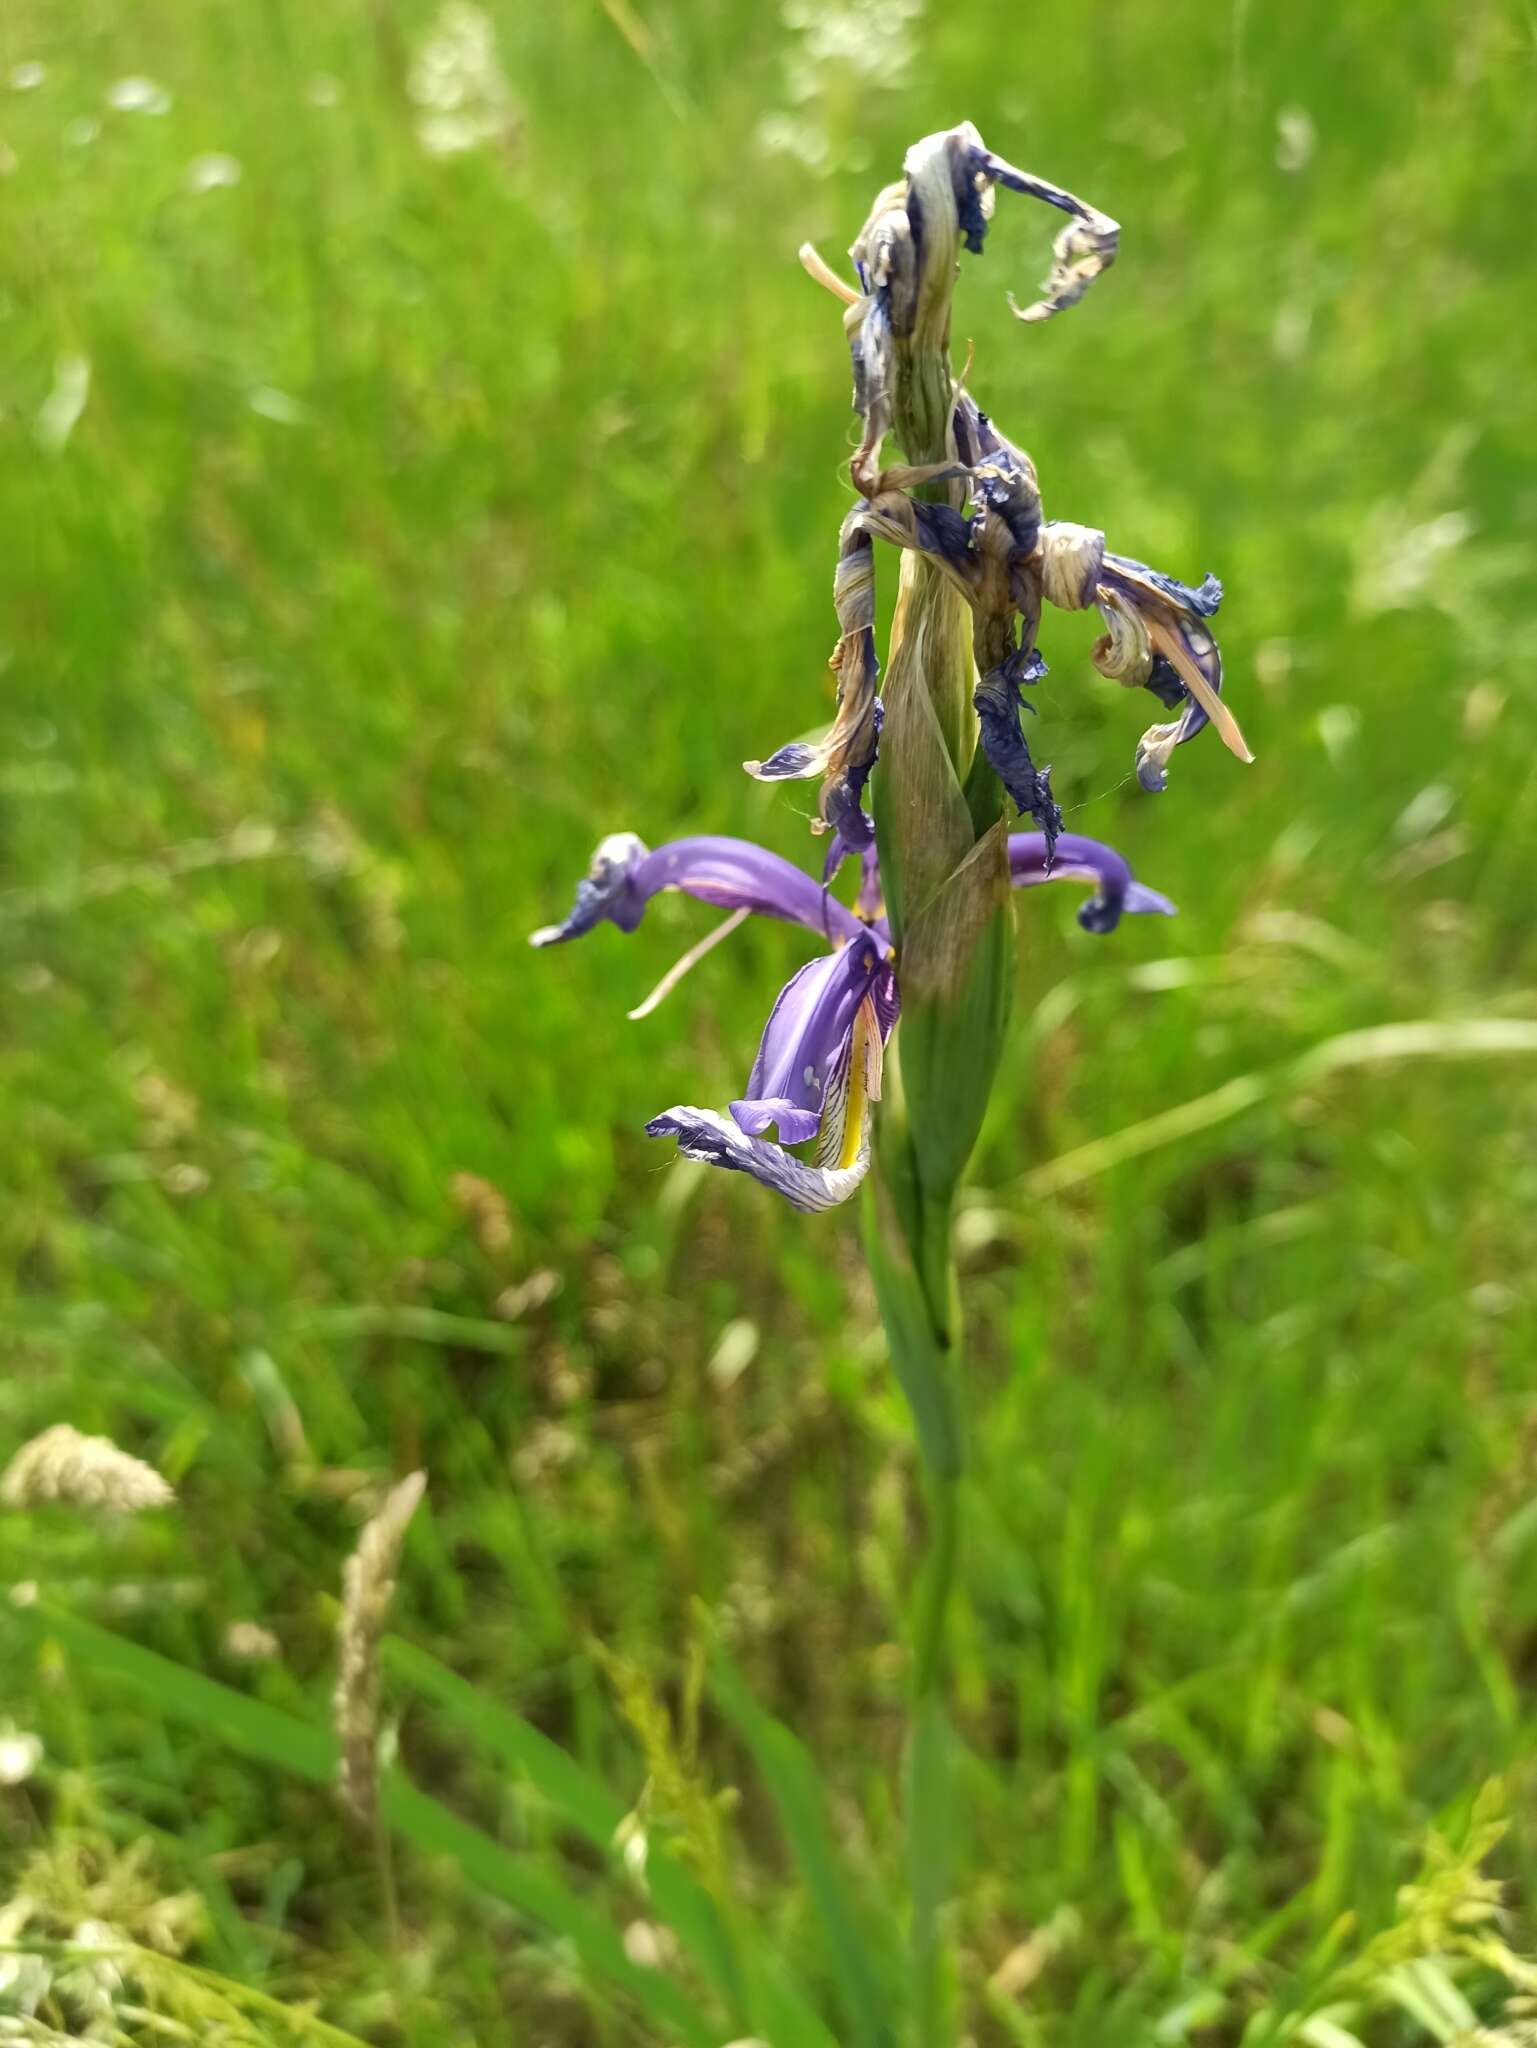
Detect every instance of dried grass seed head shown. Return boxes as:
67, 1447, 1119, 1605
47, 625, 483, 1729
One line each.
334, 1470, 427, 1823
0, 1425, 174, 1513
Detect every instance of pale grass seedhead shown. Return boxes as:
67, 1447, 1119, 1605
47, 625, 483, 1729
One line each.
333, 1472, 427, 1825
0, 1828, 346, 2042
407, 2, 518, 157
621, 1918, 675, 1969
0, 1427, 173, 1514
449, 1169, 513, 1253
0, 1723, 43, 1785
222, 1620, 280, 1663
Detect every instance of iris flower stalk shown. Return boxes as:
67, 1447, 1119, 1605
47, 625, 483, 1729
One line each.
535, 122, 1248, 2043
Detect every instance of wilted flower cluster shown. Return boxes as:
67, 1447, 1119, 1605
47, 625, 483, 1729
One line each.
754, 123, 1251, 862
535, 122, 1250, 1214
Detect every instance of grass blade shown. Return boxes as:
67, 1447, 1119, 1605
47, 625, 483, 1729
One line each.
712, 1645, 901, 2048
386, 1638, 741, 2001
380, 1778, 720, 2046
1025, 1016, 1537, 1197
388, 1635, 841, 2048
15, 1605, 720, 2048
384, 1635, 623, 1841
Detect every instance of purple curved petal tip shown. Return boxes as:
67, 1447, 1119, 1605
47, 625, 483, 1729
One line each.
1008, 831, 1176, 932
533, 833, 866, 949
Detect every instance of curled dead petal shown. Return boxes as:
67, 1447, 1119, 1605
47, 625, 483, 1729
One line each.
1008, 215, 1120, 323
1084, 553, 1253, 783
975, 652, 1063, 858
1136, 720, 1183, 794
746, 520, 882, 853
1144, 612, 1254, 764
869, 460, 972, 496
798, 241, 861, 306
840, 124, 1118, 488
1039, 521, 1108, 614
849, 496, 978, 597
973, 140, 1121, 322
1090, 584, 1154, 687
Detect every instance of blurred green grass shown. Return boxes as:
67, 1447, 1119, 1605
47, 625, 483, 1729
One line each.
1, 0, 1535, 2040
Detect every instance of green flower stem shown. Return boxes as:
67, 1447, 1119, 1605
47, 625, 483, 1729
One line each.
911, 1437, 960, 1704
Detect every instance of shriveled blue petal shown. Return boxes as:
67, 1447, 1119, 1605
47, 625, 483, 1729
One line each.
973, 143, 1121, 323
1008, 831, 1176, 932
958, 403, 1042, 559
748, 523, 882, 857
532, 833, 865, 949
864, 125, 1122, 322
820, 698, 882, 874
732, 934, 885, 1144
848, 281, 894, 491
849, 491, 979, 590
1106, 555, 1223, 618
1097, 554, 1252, 787
645, 1106, 871, 1213
971, 458, 1042, 559
975, 651, 1063, 862
748, 741, 820, 783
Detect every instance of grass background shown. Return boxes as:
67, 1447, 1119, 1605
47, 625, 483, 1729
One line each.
1, 0, 1535, 2041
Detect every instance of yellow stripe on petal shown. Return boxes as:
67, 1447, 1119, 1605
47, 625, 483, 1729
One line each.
837, 997, 883, 1171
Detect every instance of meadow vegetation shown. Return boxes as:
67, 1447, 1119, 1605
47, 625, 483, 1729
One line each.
1, 0, 1535, 2040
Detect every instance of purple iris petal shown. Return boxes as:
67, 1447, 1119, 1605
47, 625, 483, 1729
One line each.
645, 1106, 873, 1213
856, 844, 883, 922
635, 839, 864, 943
1008, 831, 1176, 932
531, 834, 865, 948
731, 933, 885, 1144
